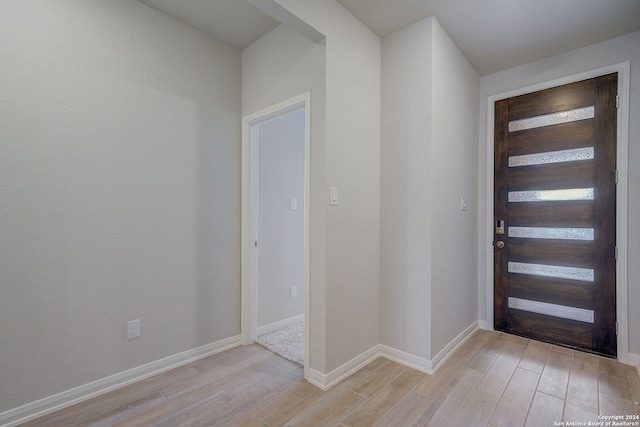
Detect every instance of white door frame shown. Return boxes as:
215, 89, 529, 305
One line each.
484, 62, 631, 363
241, 92, 311, 376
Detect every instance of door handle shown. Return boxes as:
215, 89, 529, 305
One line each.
495, 241, 505, 249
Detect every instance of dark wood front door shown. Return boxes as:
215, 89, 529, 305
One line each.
494, 73, 618, 357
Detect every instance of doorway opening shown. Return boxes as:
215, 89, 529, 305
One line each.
485, 62, 630, 361
493, 73, 617, 356
241, 93, 310, 376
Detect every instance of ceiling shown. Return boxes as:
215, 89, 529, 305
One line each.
338, 0, 640, 75
137, 0, 281, 50
138, 0, 640, 76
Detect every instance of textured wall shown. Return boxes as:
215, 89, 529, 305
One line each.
0, 0, 241, 411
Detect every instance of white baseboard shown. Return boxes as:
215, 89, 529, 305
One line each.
430, 321, 479, 373
257, 314, 304, 337
379, 321, 478, 376
619, 351, 639, 366
478, 320, 492, 330
307, 322, 479, 391
0, 335, 242, 427
306, 345, 379, 391
623, 352, 640, 374
306, 368, 329, 391
379, 345, 433, 374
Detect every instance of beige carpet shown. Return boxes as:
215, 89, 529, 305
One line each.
256, 323, 304, 366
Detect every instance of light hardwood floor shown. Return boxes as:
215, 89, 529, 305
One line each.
21, 329, 640, 427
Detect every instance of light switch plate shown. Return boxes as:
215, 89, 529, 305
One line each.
330, 187, 338, 206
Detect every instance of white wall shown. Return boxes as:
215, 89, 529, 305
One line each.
258, 0, 381, 374
381, 18, 434, 360
242, 23, 327, 370
381, 17, 480, 362
477, 31, 640, 357
429, 19, 480, 356
257, 109, 306, 328
0, 0, 241, 412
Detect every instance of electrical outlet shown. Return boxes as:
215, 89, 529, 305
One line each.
290, 286, 298, 298
127, 319, 141, 339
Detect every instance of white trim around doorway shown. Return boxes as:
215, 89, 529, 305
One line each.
483, 62, 632, 365
241, 92, 311, 378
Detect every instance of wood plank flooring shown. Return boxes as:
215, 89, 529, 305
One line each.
21, 330, 640, 427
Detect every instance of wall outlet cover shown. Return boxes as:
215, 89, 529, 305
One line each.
127, 319, 141, 339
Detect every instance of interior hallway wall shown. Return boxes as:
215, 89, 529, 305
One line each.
242, 23, 327, 370
0, 0, 241, 411
381, 16, 480, 362
381, 17, 434, 361
429, 19, 480, 357
259, 0, 381, 375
